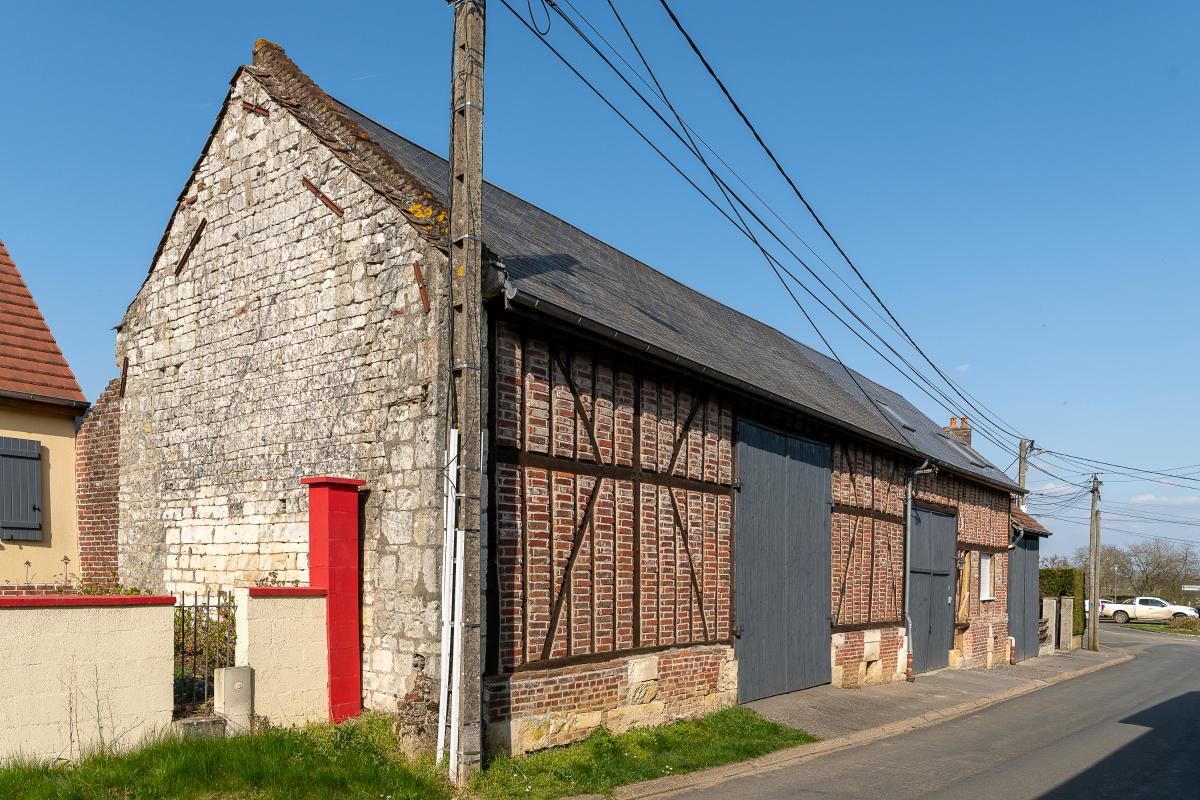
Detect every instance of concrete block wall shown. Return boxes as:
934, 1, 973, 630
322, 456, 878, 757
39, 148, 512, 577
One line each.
0, 596, 175, 763
234, 588, 328, 726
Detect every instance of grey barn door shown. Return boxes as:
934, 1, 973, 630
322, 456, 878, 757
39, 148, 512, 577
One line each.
1008, 533, 1041, 662
909, 507, 956, 674
735, 421, 832, 702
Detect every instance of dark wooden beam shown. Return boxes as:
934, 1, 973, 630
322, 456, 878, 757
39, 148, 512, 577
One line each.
494, 446, 734, 497
174, 218, 206, 276
832, 503, 905, 527
667, 488, 712, 643
541, 478, 603, 660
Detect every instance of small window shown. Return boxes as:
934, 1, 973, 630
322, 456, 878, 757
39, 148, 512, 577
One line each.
980, 553, 995, 601
1139, 598, 1156, 606
875, 400, 918, 432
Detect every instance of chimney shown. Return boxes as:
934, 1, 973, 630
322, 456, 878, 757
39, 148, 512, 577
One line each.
945, 415, 972, 447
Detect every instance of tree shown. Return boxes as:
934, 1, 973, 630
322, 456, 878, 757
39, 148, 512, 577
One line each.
1042, 553, 1072, 569
1122, 540, 1198, 603
1070, 539, 1198, 603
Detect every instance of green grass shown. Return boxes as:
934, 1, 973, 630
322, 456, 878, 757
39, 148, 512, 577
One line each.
0, 714, 449, 800
471, 707, 816, 800
1127, 622, 1200, 636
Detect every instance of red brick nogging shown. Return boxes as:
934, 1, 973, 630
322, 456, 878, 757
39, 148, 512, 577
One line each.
493, 319, 734, 672
831, 439, 1013, 682
484, 644, 735, 755
832, 626, 906, 687
76, 378, 121, 588
0, 583, 74, 596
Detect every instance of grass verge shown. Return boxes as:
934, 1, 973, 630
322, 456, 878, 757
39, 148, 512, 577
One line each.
1126, 622, 1200, 636
471, 707, 815, 800
0, 713, 449, 800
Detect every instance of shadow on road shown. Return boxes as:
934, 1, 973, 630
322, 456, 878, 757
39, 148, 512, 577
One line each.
1037, 690, 1200, 798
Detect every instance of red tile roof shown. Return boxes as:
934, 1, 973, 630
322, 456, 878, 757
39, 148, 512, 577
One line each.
0, 239, 86, 405
1011, 506, 1052, 536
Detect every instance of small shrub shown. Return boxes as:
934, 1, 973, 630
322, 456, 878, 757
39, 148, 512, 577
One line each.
1040, 567, 1085, 635
1169, 616, 1200, 632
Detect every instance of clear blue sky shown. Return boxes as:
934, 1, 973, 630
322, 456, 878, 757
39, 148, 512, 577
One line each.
3, 1, 1198, 560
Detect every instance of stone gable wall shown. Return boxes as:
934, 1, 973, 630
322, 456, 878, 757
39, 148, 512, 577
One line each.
115, 70, 449, 712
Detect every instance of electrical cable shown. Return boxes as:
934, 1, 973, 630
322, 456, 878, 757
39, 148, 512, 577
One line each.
654, 0, 1027, 443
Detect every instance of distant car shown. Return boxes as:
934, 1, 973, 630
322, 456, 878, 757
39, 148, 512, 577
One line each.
1103, 596, 1199, 624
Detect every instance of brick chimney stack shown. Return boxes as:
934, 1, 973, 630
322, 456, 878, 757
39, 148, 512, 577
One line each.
945, 416, 973, 447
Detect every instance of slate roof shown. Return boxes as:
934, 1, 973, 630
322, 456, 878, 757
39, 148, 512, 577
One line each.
0, 239, 86, 406
1012, 507, 1052, 537
246, 42, 1020, 494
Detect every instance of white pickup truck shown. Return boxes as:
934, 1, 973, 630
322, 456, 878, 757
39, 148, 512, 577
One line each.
1103, 596, 1199, 624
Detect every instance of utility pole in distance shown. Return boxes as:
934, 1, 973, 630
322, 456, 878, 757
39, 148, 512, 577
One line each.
445, 0, 485, 783
1088, 474, 1102, 652
1018, 439, 1032, 510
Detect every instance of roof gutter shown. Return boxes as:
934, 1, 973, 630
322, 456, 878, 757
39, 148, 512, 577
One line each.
0, 388, 90, 411
505, 288, 1021, 494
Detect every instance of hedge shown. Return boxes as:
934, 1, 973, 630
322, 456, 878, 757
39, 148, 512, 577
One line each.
1040, 567, 1085, 636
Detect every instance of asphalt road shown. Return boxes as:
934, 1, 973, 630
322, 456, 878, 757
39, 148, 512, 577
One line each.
682, 626, 1200, 800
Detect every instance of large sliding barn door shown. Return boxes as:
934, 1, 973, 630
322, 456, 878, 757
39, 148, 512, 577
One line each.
909, 507, 956, 674
1008, 533, 1040, 662
735, 422, 832, 702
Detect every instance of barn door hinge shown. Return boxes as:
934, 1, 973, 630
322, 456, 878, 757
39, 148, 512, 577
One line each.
731, 624, 744, 638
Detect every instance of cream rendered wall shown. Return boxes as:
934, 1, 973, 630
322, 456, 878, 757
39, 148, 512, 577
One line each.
0, 603, 174, 763
234, 589, 328, 725
0, 406, 80, 586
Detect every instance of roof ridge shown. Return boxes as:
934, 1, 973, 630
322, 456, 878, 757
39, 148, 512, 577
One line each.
248, 40, 450, 246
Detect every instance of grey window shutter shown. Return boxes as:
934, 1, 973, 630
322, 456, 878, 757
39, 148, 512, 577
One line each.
0, 437, 42, 541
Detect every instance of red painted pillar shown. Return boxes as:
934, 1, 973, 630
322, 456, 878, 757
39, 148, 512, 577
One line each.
302, 476, 366, 723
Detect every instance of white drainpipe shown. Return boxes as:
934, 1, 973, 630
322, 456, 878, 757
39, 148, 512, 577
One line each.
436, 428, 461, 770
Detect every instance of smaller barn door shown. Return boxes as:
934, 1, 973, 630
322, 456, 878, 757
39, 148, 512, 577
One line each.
735, 422, 832, 702
1008, 534, 1040, 662
909, 507, 956, 674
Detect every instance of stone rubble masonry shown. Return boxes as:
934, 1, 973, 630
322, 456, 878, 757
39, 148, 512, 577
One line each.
484, 645, 736, 755
114, 67, 449, 716
76, 378, 122, 588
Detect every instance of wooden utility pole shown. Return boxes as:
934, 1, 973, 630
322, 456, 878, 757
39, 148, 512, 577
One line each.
1088, 474, 1102, 652
1017, 439, 1031, 510
446, 0, 485, 783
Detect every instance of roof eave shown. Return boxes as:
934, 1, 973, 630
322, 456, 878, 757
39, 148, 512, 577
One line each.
508, 289, 1025, 493
0, 387, 89, 411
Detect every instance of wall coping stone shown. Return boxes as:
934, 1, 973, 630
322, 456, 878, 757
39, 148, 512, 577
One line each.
248, 586, 328, 598
0, 595, 176, 608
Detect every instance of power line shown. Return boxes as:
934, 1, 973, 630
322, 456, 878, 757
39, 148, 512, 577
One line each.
523, 0, 1038, 464
501, 0, 1035, 452
1043, 449, 1200, 485
654, 0, 1027, 444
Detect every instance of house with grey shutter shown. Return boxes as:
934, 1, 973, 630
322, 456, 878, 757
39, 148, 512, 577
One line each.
0, 238, 91, 591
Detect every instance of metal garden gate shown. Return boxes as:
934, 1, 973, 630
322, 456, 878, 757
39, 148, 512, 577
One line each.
1008, 533, 1041, 662
735, 421, 832, 702
908, 507, 956, 674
